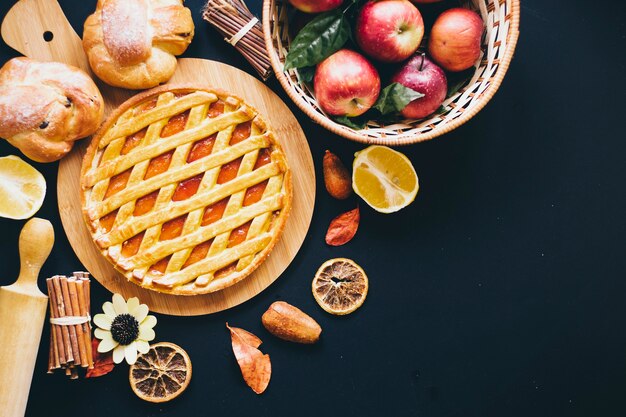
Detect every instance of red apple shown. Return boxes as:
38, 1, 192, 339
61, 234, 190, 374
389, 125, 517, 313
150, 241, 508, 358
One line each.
355, 0, 424, 63
314, 49, 381, 117
428, 8, 484, 72
287, 0, 343, 13
391, 53, 447, 119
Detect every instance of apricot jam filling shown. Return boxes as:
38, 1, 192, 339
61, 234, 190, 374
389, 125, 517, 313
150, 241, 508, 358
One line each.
145, 150, 173, 180
217, 157, 243, 184
227, 220, 253, 248
182, 239, 213, 269
122, 232, 145, 257
207, 100, 224, 118
172, 175, 202, 201
134, 191, 159, 216
149, 255, 171, 275
187, 134, 217, 163
161, 110, 189, 138
160, 214, 187, 241
201, 198, 228, 226
121, 128, 146, 155
100, 209, 118, 233
230, 121, 251, 145
138, 98, 157, 114
215, 262, 237, 278
104, 169, 131, 199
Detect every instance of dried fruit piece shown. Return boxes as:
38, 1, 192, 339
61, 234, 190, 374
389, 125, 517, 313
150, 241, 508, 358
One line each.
325, 206, 359, 246
323, 150, 352, 200
129, 342, 192, 403
227, 324, 271, 394
262, 301, 322, 344
312, 258, 368, 315
85, 338, 114, 378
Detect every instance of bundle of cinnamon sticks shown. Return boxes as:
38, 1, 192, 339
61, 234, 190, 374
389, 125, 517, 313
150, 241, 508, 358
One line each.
46, 272, 93, 379
203, 0, 272, 80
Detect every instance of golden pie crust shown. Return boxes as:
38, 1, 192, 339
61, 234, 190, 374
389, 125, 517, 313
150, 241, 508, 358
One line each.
81, 85, 292, 295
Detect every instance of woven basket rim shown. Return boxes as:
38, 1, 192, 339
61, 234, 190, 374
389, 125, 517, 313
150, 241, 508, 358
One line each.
263, 0, 521, 146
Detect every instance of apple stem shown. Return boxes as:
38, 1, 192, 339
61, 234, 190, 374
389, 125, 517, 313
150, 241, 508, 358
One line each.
419, 53, 425, 71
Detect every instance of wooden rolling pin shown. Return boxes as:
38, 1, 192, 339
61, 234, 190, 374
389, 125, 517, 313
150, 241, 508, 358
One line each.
0, 218, 54, 417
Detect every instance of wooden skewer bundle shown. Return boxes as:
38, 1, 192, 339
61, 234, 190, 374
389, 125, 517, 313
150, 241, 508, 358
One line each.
203, 0, 272, 80
46, 272, 93, 379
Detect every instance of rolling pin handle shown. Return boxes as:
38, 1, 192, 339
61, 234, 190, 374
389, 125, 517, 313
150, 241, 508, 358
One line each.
16, 218, 55, 290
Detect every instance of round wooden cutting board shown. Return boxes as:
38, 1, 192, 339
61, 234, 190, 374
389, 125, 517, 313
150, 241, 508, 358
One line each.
1, 0, 315, 315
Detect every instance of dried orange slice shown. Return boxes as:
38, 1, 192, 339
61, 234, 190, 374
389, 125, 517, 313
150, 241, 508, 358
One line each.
129, 342, 192, 403
312, 258, 368, 315
0, 155, 46, 219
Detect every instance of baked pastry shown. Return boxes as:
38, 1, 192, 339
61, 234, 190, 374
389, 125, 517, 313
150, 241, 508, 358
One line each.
81, 85, 292, 295
83, 0, 194, 90
0, 57, 104, 162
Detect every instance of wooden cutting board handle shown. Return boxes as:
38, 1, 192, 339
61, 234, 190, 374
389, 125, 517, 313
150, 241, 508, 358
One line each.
0, 0, 88, 71
0, 218, 54, 417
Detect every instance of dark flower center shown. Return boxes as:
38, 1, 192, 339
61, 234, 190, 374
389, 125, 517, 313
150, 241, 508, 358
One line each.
110, 313, 139, 345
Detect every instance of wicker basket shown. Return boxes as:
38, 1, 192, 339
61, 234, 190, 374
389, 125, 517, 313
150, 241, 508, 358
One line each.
263, 0, 520, 145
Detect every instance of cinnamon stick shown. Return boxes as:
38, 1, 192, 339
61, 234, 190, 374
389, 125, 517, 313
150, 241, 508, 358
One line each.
81, 273, 94, 369
75, 278, 93, 369
47, 332, 54, 373
47, 278, 66, 365
59, 277, 80, 364
51, 276, 73, 364
68, 279, 88, 367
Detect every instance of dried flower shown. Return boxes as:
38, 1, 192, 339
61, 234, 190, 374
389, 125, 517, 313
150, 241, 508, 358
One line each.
93, 294, 157, 365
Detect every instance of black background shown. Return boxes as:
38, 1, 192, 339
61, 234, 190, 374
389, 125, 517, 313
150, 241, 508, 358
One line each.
1, 1, 625, 416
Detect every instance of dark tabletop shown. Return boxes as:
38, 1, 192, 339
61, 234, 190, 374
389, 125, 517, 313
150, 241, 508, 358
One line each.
0, 1, 625, 416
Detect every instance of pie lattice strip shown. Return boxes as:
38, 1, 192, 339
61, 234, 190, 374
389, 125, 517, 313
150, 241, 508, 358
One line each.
84, 106, 254, 188
151, 233, 273, 289
235, 173, 285, 272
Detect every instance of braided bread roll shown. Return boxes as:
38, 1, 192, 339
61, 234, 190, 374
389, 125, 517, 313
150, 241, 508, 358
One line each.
83, 0, 195, 90
0, 58, 104, 163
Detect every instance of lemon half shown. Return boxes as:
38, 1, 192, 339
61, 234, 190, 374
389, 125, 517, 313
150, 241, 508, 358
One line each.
352, 146, 418, 213
0, 155, 46, 219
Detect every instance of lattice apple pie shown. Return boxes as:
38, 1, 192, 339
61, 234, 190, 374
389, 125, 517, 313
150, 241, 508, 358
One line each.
81, 86, 292, 295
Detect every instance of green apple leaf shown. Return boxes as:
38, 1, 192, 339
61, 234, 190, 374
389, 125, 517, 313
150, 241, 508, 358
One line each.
373, 83, 424, 115
284, 10, 350, 70
446, 68, 474, 97
333, 115, 368, 130
297, 66, 315, 85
